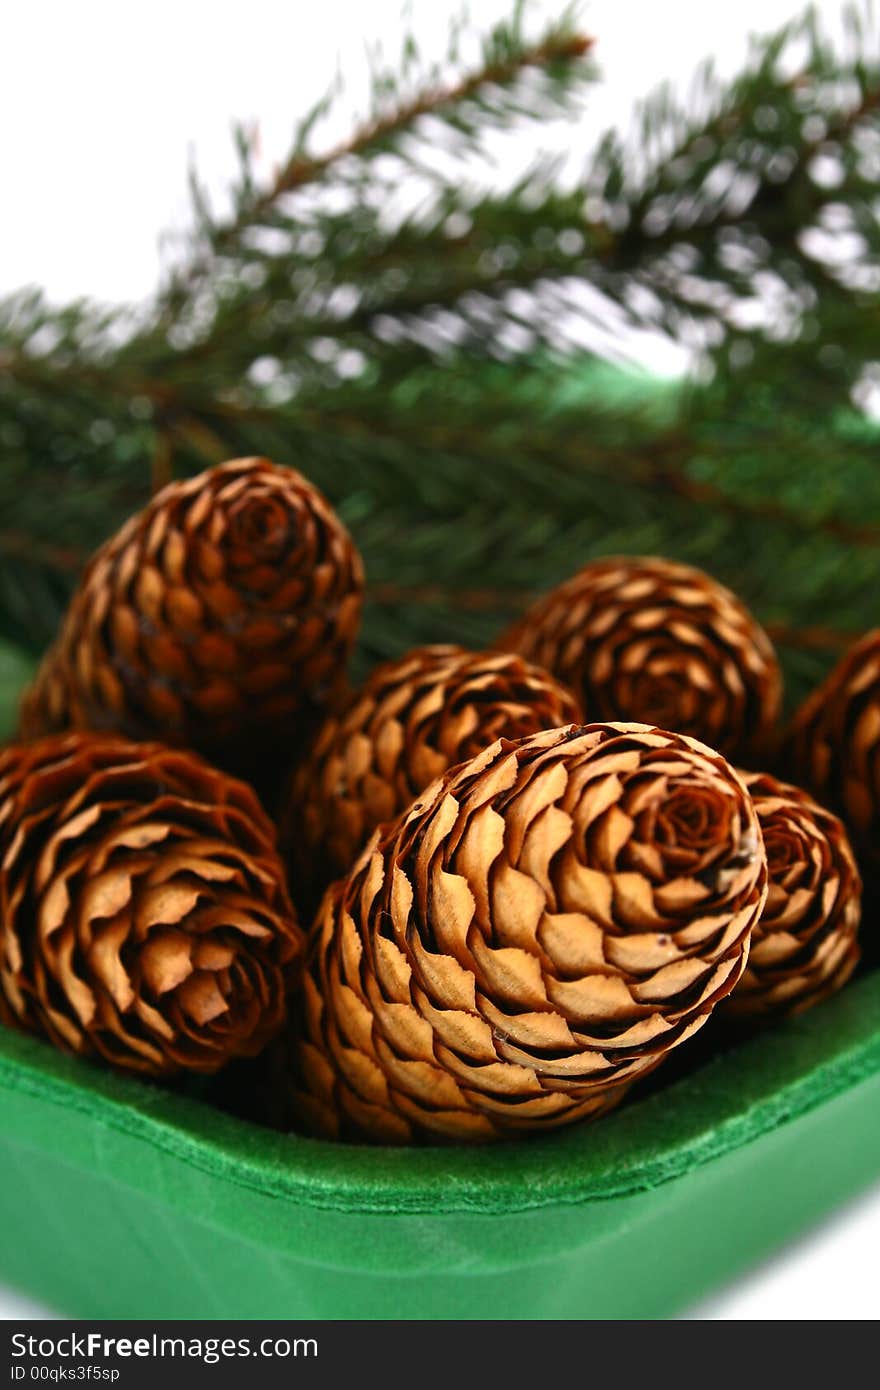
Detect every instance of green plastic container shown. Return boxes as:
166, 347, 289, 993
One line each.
1, 972, 879, 1320
1, 643, 880, 1318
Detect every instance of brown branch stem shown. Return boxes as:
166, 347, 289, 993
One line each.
5, 338, 880, 552
159, 30, 594, 314
0, 531, 88, 573
230, 34, 593, 228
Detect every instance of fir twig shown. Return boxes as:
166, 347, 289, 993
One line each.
1, 0, 879, 714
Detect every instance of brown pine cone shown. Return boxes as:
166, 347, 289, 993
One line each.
19, 458, 364, 780
723, 771, 861, 1019
0, 733, 303, 1077
284, 645, 581, 902
498, 556, 782, 760
279, 722, 767, 1143
786, 630, 880, 865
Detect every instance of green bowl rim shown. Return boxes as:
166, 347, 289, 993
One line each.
2, 968, 879, 1216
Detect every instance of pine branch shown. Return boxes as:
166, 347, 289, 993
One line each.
2, 0, 880, 715
284, 5, 880, 358
158, 5, 596, 319
218, 33, 593, 230
7, 3, 878, 387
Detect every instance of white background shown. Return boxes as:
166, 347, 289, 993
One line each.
2, 0, 878, 1320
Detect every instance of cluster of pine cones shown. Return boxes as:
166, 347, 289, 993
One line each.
2, 457, 874, 1144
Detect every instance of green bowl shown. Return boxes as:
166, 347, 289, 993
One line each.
1, 644, 880, 1318
1, 969, 879, 1319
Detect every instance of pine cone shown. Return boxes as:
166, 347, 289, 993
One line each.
786, 630, 880, 865
19, 458, 364, 780
0, 733, 302, 1076
284, 645, 581, 902
723, 771, 861, 1019
498, 556, 782, 760
279, 722, 767, 1143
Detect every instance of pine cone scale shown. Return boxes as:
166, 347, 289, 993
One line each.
785, 631, 880, 852
20, 459, 364, 782
277, 722, 767, 1142
499, 557, 781, 759
284, 646, 580, 908
722, 769, 861, 1019
0, 734, 303, 1076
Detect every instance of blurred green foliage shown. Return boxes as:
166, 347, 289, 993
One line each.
0, 643, 35, 740
1, 2, 878, 711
